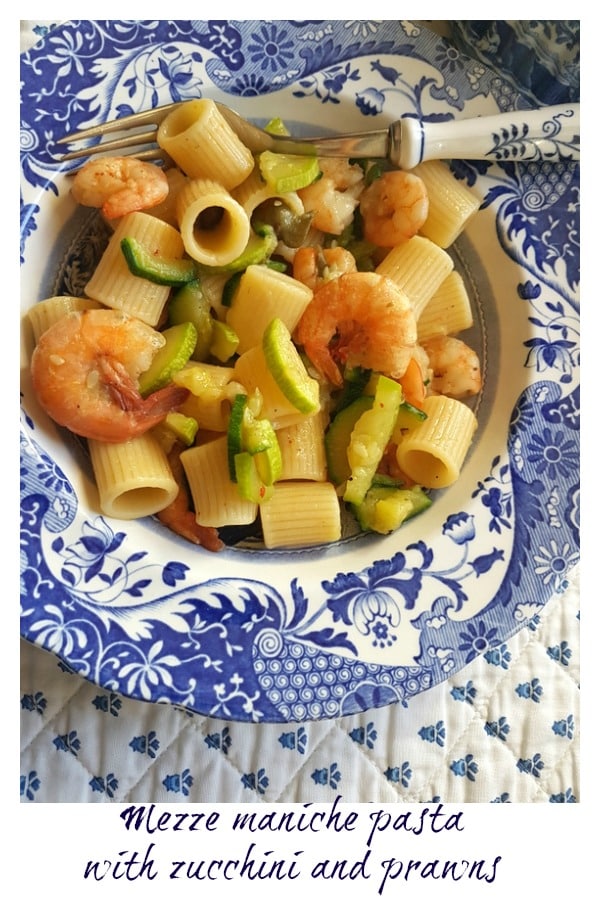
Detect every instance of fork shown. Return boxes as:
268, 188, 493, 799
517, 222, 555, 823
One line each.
56, 100, 580, 171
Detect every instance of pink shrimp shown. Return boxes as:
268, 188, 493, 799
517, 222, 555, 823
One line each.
292, 245, 357, 290
298, 158, 364, 235
70, 155, 169, 220
359, 170, 429, 247
30, 308, 189, 442
422, 334, 482, 398
294, 271, 417, 387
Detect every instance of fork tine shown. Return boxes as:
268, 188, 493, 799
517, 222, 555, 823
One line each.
61, 147, 171, 170
56, 102, 179, 145
59, 129, 160, 161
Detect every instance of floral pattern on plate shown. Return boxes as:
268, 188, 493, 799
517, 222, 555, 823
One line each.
20, 20, 579, 722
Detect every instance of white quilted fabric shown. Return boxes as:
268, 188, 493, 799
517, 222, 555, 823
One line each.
20, 569, 579, 803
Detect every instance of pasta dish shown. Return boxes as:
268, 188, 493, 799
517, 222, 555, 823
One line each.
27, 98, 483, 553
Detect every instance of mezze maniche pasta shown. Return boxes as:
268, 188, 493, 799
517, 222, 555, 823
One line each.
28, 97, 483, 552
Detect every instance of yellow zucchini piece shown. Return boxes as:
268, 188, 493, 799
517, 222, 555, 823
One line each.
343, 374, 403, 506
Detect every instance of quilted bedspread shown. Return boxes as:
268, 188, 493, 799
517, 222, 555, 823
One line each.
20, 20, 580, 807
21, 569, 579, 803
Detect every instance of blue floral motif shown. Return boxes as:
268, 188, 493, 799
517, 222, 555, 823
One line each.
246, 22, 296, 74
242, 768, 269, 794
205, 726, 232, 754
384, 761, 412, 787
458, 621, 499, 664
486, 108, 578, 163
89, 773, 118, 797
193, 21, 245, 71
163, 769, 193, 796
53, 731, 81, 755
527, 428, 578, 481
279, 726, 308, 753
349, 722, 377, 749
482, 159, 579, 297
322, 542, 472, 652
450, 681, 476, 704
211, 673, 264, 722
21, 691, 47, 714
418, 721, 445, 747
57, 518, 128, 588
21, 770, 41, 801
450, 755, 478, 781
547, 641, 572, 667
325, 553, 415, 649
549, 788, 576, 803
356, 87, 385, 116
433, 42, 464, 77
296, 61, 362, 105
129, 731, 160, 758
516, 678, 544, 702
533, 541, 579, 592
472, 456, 513, 534
517, 753, 544, 777
119, 643, 184, 699
443, 512, 476, 545
312, 763, 341, 790
484, 717, 510, 741
484, 644, 511, 668
552, 715, 575, 739
33, 23, 59, 39
92, 693, 122, 716
523, 313, 578, 385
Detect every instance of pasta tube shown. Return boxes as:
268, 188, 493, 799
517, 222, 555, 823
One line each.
395, 394, 477, 489
27, 296, 102, 343
176, 178, 250, 267
417, 271, 474, 342
85, 212, 184, 326
181, 436, 257, 527
260, 481, 341, 549
375, 235, 453, 319
157, 99, 254, 190
276, 409, 329, 481
88, 432, 179, 519
234, 344, 317, 430
413, 159, 481, 248
226, 264, 313, 354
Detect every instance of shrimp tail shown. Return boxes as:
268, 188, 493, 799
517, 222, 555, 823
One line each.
140, 384, 190, 419
305, 341, 346, 388
98, 355, 189, 435
99, 355, 188, 416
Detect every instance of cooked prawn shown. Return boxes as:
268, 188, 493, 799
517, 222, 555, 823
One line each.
295, 271, 417, 387
359, 170, 429, 247
292, 246, 357, 290
30, 308, 189, 442
157, 444, 224, 552
422, 334, 482, 399
70, 155, 169, 220
298, 158, 364, 235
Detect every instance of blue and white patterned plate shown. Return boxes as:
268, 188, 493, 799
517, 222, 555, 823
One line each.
20, 20, 580, 723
